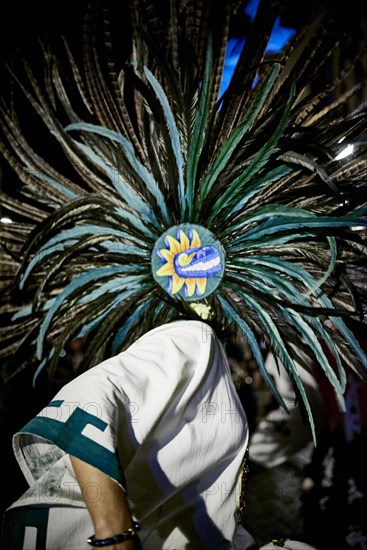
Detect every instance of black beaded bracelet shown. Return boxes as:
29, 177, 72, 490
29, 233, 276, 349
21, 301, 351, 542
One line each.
87, 522, 141, 547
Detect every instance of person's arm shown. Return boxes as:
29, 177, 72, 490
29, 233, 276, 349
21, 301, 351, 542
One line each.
70, 455, 141, 550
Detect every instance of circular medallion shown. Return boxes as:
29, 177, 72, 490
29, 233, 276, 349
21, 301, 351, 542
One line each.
152, 224, 225, 301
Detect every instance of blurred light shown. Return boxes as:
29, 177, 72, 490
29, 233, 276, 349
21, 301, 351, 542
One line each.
265, 17, 296, 53
335, 144, 354, 160
244, 0, 296, 52
220, 0, 295, 96
1, 217, 13, 224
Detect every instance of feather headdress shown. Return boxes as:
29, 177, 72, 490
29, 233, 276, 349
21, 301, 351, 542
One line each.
1, 0, 366, 440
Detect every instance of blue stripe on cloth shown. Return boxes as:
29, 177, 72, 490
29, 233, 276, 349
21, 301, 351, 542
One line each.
2, 507, 49, 549
19, 404, 126, 488
47, 400, 64, 407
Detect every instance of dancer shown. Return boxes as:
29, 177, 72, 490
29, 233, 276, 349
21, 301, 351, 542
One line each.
1, 1, 366, 548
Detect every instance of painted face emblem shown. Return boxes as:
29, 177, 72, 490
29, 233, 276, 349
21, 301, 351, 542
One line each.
151, 224, 225, 300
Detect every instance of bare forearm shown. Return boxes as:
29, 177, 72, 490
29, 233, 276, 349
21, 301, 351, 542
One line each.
70, 455, 140, 550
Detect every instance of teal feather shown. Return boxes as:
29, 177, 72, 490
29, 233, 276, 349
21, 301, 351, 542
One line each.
305, 316, 347, 391
223, 267, 347, 390
208, 81, 296, 222
143, 67, 186, 218
32, 349, 55, 388
228, 255, 348, 309
65, 123, 171, 225
230, 165, 292, 215
228, 236, 338, 306
316, 297, 367, 373
227, 257, 367, 377
11, 299, 56, 321
76, 290, 155, 344
96, 241, 150, 260
112, 300, 153, 353
79, 275, 148, 303
76, 311, 111, 339
281, 307, 345, 402
186, 34, 213, 217
74, 289, 149, 340
223, 204, 322, 238
198, 63, 281, 203
217, 293, 288, 411
19, 241, 77, 289
228, 216, 367, 249
238, 291, 317, 442
305, 236, 337, 297
36, 269, 145, 358
24, 168, 79, 201
19, 225, 149, 289
30, 235, 146, 312
34, 224, 148, 252
113, 206, 157, 239
70, 140, 161, 227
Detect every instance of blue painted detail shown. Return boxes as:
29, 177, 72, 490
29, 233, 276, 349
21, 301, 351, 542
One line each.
19, 403, 125, 488
174, 246, 221, 278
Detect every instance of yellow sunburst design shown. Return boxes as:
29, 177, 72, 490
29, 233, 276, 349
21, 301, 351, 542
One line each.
155, 229, 207, 297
